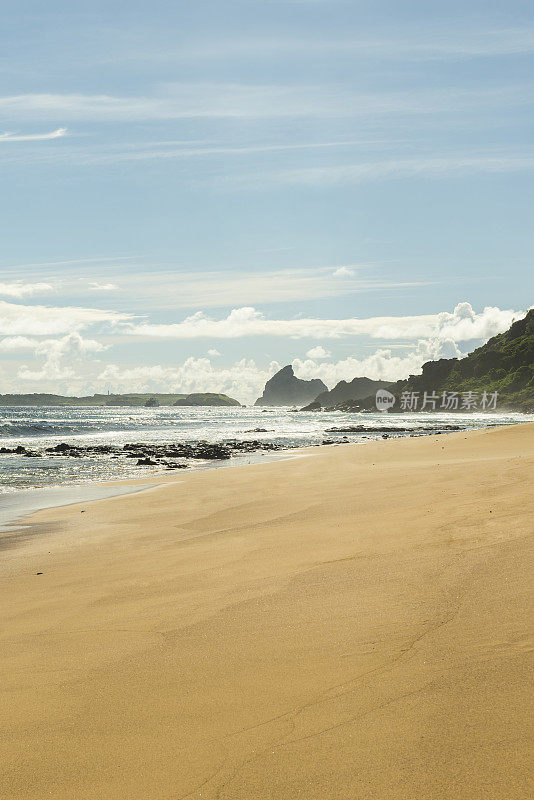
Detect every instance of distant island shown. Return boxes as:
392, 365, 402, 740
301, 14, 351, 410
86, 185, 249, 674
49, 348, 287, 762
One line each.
0, 392, 241, 408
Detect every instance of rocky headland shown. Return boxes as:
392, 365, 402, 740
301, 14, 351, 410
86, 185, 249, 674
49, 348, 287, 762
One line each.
254, 365, 327, 407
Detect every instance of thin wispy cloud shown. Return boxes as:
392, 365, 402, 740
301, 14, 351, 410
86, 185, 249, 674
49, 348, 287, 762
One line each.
0, 84, 527, 122
0, 255, 136, 271
229, 154, 534, 188
178, 27, 534, 62
0, 127, 67, 142
17, 138, 379, 167
70, 266, 430, 309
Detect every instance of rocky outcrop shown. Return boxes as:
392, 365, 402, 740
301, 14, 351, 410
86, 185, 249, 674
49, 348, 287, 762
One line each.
254, 365, 327, 407
312, 377, 392, 409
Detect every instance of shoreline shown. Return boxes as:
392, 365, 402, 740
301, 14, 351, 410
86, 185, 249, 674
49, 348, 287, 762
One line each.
1, 423, 533, 799
0, 418, 526, 537
0, 449, 300, 542
1, 408, 530, 498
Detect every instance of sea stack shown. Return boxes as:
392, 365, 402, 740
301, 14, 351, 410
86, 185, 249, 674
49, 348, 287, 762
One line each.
254, 365, 327, 407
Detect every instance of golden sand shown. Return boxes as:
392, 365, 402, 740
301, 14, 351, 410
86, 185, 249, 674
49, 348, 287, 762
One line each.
1, 424, 533, 799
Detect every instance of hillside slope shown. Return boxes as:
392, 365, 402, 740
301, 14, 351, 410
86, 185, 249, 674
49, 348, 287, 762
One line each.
360, 309, 534, 412
311, 377, 392, 409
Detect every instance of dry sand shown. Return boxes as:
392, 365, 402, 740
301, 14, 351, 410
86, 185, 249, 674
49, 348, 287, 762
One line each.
1, 424, 533, 799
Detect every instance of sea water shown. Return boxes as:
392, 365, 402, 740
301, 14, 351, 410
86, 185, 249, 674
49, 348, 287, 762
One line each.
0, 405, 532, 492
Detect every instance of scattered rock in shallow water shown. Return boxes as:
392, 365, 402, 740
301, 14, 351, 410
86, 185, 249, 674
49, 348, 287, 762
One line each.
325, 424, 462, 434
137, 457, 158, 466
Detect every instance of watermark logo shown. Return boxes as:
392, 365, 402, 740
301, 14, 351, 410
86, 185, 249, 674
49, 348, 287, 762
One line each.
375, 389, 396, 411
399, 390, 498, 411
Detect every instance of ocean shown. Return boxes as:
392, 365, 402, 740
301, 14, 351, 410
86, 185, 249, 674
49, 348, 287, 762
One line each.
0, 405, 532, 494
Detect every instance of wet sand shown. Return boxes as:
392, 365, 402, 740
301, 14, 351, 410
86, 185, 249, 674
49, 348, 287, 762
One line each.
1, 424, 533, 799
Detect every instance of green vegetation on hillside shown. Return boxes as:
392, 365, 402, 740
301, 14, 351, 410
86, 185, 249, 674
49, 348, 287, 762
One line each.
362, 309, 534, 413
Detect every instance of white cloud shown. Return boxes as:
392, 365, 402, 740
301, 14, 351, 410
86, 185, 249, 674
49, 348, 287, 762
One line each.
207, 348, 221, 356
0, 127, 67, 142
119, 266, 414, 308
89, 282, 119, 292
231, 155, 534, 189
129, 302, 524, 344
306, 345, 331, 358
0, 336, 36, 351
294, 338, 464, 387
332, 266, 355, 277
0, 301, 527, 401
53, 336, 462, 404
17, 333, 107, 382
98, 357, 278, 404
0, 266, 420, 309
0, 299, 130, 336
0, 281, 56, 298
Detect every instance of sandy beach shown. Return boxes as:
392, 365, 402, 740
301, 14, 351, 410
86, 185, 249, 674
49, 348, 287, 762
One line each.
1, 424, 533, 799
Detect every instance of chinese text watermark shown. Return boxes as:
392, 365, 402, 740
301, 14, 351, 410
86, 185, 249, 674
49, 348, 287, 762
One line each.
375, 390, 498, 412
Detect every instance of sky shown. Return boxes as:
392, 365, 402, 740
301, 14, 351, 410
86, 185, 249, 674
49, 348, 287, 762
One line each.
0, 0, 533, 403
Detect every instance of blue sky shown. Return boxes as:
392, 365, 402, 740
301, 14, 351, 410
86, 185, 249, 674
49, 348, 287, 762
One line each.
0, 0, 532, 402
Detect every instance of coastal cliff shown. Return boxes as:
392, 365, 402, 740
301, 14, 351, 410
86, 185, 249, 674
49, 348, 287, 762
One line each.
358, 309, 534, 412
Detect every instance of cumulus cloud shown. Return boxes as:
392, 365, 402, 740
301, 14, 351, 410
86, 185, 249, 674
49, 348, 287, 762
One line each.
129, 302, 525, 344
0, 299, 526, 401
306, 345, 331, 358
17, 333, 107, 382
294, 338, 464, 388
62, 336, 463, 404
98, 357, 279, 404
332, 266, 355, 277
